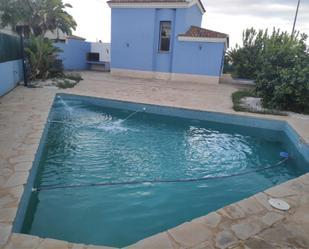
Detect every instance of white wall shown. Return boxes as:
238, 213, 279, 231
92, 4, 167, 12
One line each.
90, 42, 110, 62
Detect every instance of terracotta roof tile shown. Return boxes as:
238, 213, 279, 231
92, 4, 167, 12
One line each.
179, 26, 228, 39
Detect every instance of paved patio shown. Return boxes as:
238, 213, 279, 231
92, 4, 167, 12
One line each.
0, 71, 309, 249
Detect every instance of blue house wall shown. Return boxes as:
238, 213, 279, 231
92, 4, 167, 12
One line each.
172, 42, 225, 76
111, 5, 208, 74
55, 39, 91, 70
111, 8, 156, 71
110, 3, 227, 82
0, 59, 23, 96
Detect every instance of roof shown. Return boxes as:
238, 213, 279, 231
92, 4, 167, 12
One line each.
67, 35, 86, 41
179, 26, 228, 39
107, 0, 205, 13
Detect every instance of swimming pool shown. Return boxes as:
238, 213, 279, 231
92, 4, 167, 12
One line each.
19, 94, 309, 248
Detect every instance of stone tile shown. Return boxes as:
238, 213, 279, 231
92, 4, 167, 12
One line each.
253, 193, 273, 211
264, 185, 298, 198
71, 243, 86, 249
221, 204, 246, 220
23, 138, 40, 145
0, 223, 12, 245
123, 232, 172, 249
14, 162, 33, 172
4, 172, 29, 188
204, 212, 222, 228
37, 238, 69, 249
87, 245, 118, 249
168, 221, 212, 248
0, 208, 17, 223
3, 186, 24, 200
0, 168, 13, 177
0, 195, 15, 208
0, 176, 6, 188
227, 244, 246, 249
8, 155, 34, 164
215, 230, 238, 249
298, 174, 309, 185
236, 197, 265, 215
3, 233, 41, 249
231, 220, 265, 240
261, 212, 285, 226
259, 222, 309, 249
243, 237, 277, 249
191, 241, 216, 249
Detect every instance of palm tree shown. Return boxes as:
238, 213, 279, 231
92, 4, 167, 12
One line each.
0, 0, 77, 37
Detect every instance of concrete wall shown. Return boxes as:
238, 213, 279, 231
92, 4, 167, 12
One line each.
55, 39, 91, 70
110, 4, 226, 80
90, 42, 111, 62
0, 59, 23, 96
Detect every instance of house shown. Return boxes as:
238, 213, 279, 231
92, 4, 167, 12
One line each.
107, 0, 229, 84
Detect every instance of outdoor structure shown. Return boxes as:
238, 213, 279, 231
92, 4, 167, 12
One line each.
0, 32, 23, 96
108, 0, 229, 84
55, 35, 91, 70
55, 36, 111, 71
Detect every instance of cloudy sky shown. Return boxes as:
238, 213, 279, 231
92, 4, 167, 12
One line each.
64, 0, 309, 47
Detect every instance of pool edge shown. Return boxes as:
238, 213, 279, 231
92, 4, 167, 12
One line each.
9, 93, 309, 249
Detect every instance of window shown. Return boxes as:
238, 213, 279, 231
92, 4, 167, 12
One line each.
159, 21, 171, 52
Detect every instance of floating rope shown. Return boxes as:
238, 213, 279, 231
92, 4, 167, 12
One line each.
32, 158, 288, 192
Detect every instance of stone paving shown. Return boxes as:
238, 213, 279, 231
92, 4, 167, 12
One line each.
0, 71, 309, 249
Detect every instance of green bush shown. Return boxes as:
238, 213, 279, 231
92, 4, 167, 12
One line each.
227, 28, 309, 114
226, 28, 266, 79
255, 31, 309, 114
25, 36, 63, 80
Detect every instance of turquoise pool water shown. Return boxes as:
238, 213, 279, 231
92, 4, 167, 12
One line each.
22, 96, 308, 247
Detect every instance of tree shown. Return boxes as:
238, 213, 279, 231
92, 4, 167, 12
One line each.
255, 31, 309, 113
226, 28, 267, 79
0, 0, 76, 37
227, 27, 309, 114
25, 35, 63, 80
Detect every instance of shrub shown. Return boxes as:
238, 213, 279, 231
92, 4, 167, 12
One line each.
25, 36, 63, 80
255, 31, 309, 113
227, 28, 309, 114
64, 72, 83, 82
226, 28, 266, 79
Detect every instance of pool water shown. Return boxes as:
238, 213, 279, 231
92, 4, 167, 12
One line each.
22, 96, 308, 247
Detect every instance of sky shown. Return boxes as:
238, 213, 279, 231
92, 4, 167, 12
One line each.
64, 0, 309, 48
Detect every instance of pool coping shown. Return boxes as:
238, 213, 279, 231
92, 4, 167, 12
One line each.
2, 92, 309, 249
